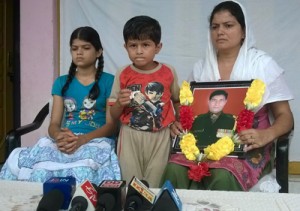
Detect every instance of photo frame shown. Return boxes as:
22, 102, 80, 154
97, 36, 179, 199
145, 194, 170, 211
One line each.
172, 80, 254, 158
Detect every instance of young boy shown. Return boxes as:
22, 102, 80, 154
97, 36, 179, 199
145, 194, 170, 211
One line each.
109, 15, 180, 188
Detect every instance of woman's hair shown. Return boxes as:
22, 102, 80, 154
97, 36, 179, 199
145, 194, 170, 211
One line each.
209, 1, 245, 31
123, 15, 161, 45
62, 26, 104, 100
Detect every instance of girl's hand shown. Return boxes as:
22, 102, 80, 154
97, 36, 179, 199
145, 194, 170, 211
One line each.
55, 128, 75, 141
57, 136, 78, 154
62, 134, 87, 154
55, 128, 78, 153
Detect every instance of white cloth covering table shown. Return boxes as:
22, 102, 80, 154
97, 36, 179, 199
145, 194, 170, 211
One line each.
1, 180, 300, 211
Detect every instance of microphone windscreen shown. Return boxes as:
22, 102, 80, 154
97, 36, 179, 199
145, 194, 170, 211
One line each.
42, 176, 76, 210
96, 180, 126, 211
152, 180, 182, 211
140, 180, 149, 188
36, 189, 64, 211
97, 193, 116, 211
124, 177, 156, 211
70, 196, 88, 211
125, 195, 142, 211
69, 180, 98, 211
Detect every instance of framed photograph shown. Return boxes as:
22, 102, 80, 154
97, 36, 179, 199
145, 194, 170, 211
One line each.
172, 80, 253, 158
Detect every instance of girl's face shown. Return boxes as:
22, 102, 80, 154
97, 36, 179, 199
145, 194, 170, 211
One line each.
71, 39, 102, 69
210, 10, 245, 54
124, 39, 162, 70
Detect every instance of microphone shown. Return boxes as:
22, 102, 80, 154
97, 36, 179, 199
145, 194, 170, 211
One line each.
95, 180, 126, 211
36, 189, 64, 211
97, 192, 116, 211
69, 180, 98, 211
69, 196, 88, 211
37, 176, 76, 211
152, 180, 182, 211
124, 177, 156, 211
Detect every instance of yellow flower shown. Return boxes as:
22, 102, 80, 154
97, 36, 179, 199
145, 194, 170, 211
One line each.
244, 79, 265, 110
180, 133, 200, 161
180, 81, 194, 105
204, 136, 234, 161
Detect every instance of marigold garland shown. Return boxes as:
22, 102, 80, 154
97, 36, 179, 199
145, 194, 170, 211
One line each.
188, 162, 211, 182
179, 105, 194, 131
178, 81, 210, 181
204, 136, 235, 160
236, 109, 255, 133
178, 79, 266, 182
179, 133, 199, 161
237, 79, 265, 133
244, 79, 265, 110
179, 81, 194, 106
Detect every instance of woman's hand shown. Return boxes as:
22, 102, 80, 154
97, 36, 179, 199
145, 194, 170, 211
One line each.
239, 101, 293, 152
239, 128, 273, 152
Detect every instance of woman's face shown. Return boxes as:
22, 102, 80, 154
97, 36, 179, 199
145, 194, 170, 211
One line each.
210, 10, 245, 53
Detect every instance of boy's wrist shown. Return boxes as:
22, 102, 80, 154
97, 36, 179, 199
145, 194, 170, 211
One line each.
115, 100, 124, 109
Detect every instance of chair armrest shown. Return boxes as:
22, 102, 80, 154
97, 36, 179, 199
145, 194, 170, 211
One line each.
276, 129, 293, 193
5, 103, 49, 159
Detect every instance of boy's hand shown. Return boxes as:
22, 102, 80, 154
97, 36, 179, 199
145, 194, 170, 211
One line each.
170, 120, 183, 137
116, 89, 132, 107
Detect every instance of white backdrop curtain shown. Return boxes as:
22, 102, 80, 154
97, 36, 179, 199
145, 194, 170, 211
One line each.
60, 0, 300, 161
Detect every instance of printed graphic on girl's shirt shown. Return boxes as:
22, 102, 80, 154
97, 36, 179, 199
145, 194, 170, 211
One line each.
80, 97, 96, 120
64, 96, 98, 129
64, 98, 77, 120
128, 82, 164, 131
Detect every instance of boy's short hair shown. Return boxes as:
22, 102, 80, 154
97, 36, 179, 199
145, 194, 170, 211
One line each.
209, 90, 228, 100
123, 15, 161, 44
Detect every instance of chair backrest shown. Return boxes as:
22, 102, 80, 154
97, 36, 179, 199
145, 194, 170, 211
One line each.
5, 103, 49, 159
276, 129, 293, 193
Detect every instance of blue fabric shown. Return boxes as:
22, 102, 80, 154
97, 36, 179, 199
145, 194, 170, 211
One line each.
0, 136, 121, 185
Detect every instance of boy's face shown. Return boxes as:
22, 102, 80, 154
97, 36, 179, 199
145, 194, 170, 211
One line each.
124, 39, 162, 70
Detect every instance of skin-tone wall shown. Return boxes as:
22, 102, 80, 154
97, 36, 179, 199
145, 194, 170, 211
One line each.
20, 0, 58, 146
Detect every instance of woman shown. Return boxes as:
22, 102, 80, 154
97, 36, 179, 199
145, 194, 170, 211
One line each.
161, 0, 293, 191
0, 26, 121, 185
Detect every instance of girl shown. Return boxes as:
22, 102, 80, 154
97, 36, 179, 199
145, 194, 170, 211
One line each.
0, 26, 121, 185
